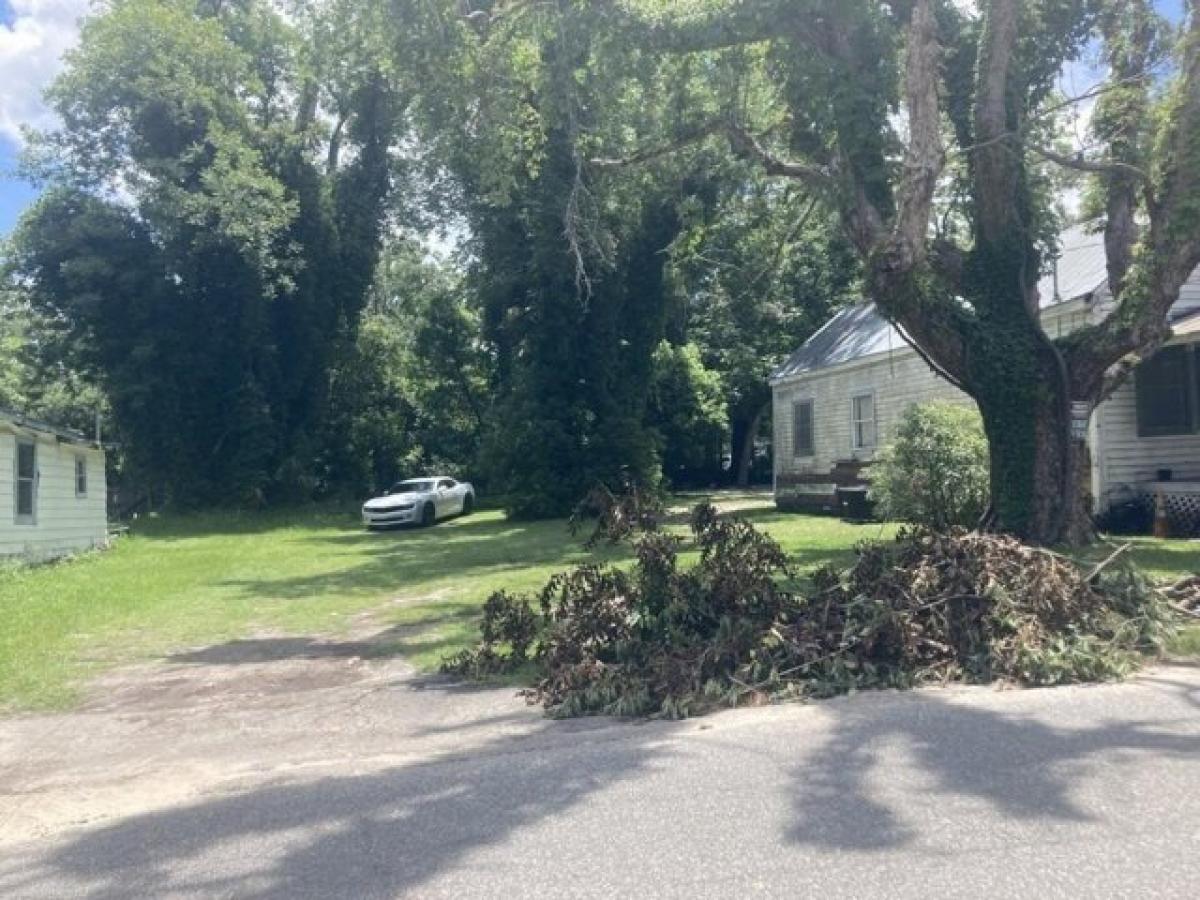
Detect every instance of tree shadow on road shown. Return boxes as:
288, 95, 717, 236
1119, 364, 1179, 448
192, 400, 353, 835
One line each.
5, 679, 1198, 896
786, 687, 1200, 852
0, 718, 680, 900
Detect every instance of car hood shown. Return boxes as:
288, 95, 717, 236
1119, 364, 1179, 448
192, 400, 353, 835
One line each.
363, 492, 427, 510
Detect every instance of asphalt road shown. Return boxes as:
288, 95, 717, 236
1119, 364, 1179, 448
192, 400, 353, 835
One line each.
2, 666, 1199, 899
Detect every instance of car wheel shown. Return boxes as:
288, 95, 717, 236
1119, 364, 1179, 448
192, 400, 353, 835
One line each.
462, 493, 474, 516
421, 503, 436, 527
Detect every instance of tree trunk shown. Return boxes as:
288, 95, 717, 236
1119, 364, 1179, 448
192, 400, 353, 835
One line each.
735, 401, 767, 488
973, 344, 1096, 546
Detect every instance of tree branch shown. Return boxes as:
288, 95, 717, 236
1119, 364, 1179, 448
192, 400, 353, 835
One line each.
972, 0, 1022, 247
928, 237, 966, 296
1096, 1, 1156, 299
603, 0, 793, 55
1066, 6, 1200, 396
590, 119, 835, 191
589, 120, 725, 169
724, 124, 834, 187
888, 0, 943, 272
1027, 144, 1150, 183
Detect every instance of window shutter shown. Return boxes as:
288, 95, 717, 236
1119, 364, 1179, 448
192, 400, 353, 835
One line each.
1137, 346, 1193, 437
792, 400, 814, 457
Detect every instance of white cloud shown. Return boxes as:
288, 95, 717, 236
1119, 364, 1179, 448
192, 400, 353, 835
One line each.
0, 0, 89, 145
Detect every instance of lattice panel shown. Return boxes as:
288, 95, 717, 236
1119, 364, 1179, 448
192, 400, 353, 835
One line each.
1141, 490, 1200, 536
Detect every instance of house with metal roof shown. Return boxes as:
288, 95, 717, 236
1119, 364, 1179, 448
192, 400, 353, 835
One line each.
770, 224, 1200, 521
1, 407, 109, 560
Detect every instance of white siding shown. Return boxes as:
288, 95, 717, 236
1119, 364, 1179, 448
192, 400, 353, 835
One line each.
1094, 357, 1200, 507
0, 423, 108, 561
1171, 276, 1200, 321
772, 263, 1200, 508
773, 349, 971, 478
770, 295, 1106, 498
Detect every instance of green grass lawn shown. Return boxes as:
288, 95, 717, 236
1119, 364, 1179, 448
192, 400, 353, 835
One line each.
1, 496, 1197, 712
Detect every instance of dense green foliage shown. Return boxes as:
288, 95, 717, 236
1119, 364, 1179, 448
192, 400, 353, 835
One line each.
7, 0, 1199, 535
647, 342, 727, 486
7, 0, 399, 506
0, 285, 105, 433
2, 0, 854, 514
871, 403, 990, 530
320, 242, 489, 493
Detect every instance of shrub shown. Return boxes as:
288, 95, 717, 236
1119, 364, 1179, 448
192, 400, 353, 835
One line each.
871, 402, 989, 529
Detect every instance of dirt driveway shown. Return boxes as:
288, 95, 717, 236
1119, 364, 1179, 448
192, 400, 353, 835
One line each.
0, 492, 782, 847
0, 621, 594, 846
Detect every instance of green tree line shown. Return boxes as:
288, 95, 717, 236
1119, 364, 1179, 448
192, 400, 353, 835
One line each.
19, 0, 1190, 542
2, 0, 855, 516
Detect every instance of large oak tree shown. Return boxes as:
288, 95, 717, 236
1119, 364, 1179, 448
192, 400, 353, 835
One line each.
458, 0, 1200, 544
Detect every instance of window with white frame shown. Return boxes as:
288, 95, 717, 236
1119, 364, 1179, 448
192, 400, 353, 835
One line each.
851, 392, 877, 451
15, 438, 36, 523
76, 454, 88, 497
792, 399, 814, 457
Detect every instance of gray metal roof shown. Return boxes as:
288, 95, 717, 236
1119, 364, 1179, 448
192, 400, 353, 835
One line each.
771, 302, 903, 381
0, 406, 98, 446
772, 224, 1110, 382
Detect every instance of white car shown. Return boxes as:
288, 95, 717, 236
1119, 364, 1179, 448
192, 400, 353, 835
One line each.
362, 476, 475, 529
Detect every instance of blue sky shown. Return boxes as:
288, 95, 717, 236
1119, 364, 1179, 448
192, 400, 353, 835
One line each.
0, 0, 22, 235
0, 0, 1191, 238
1, 0, 88, 237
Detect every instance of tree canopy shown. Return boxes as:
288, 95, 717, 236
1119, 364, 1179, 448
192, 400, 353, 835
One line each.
7, 0, 1200, 541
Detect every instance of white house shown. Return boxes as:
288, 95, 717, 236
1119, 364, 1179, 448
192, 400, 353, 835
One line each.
1, 407, 108, 561
771, 224, 1200, 522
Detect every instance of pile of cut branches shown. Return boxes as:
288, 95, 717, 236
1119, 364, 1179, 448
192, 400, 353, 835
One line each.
1161, 575, 1200, 616
444, 502, 1174, 718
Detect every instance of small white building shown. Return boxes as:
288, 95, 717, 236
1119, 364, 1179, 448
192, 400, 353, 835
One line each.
1, 407, 108, 561
771, 225, 1200, 521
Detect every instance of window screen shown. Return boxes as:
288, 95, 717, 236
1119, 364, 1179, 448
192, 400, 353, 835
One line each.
15, 440, 35, 520
1137, 346, 1193, 437
76, 455, 88, 497
792, 400, 814, 457
852, 393, 877, 450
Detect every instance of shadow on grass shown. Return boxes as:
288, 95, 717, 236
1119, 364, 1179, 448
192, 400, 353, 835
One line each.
165, 608, 484, 667
215, 518, 625, 605
128, 503, 363, 541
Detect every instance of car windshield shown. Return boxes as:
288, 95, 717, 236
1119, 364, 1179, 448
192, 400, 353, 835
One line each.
390, 479, 434, 494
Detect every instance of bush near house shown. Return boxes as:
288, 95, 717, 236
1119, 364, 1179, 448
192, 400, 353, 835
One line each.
870, 402, 990, 530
